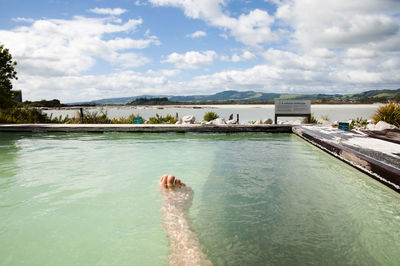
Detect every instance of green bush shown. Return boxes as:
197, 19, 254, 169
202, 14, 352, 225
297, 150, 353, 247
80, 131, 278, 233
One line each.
302, 113, 318, 124
372, 102, 400, 127
147, 114, 177, 124
56, 109, 112, 124
79, 110, 111, 124
49, 114, 71, 124
111, 114, 143, 124
0, 107, 148, 124
203, 111, 219, 122
0, 107, 50, 123
350, 117, 368, 129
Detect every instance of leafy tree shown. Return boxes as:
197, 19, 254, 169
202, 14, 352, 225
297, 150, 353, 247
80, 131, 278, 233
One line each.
0, 44, 18, 108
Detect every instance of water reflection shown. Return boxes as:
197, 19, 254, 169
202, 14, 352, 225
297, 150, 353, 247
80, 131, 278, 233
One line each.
193, 134, 400, 266
0, 132, 23, 185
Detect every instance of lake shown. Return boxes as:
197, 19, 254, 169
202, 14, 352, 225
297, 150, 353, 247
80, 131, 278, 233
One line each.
42, 104, 381, 124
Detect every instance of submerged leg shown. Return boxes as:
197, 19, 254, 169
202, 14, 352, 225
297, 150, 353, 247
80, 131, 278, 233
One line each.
159, 175, 212, 266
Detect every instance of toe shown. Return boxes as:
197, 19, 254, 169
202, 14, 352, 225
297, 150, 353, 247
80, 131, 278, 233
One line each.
159, 174, 168, 187
167, 175, 175, 188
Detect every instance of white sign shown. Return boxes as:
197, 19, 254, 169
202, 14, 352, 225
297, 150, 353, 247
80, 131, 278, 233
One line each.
275, 100, 311, 114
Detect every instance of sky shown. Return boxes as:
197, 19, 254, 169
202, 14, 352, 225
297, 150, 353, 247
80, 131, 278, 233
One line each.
0, 0, 399, 102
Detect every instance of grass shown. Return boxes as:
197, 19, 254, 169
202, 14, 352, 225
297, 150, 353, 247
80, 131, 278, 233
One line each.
203, 111, 219, 122
349, 117, 368, 129
321, 115, 330, 121
372, 102, 400, 127
111, 114, 142, 124
302, 113, 318, 124
146, 114, 177, 124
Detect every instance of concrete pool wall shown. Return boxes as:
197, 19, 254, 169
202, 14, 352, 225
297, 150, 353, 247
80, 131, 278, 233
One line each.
0, 123, 399, 193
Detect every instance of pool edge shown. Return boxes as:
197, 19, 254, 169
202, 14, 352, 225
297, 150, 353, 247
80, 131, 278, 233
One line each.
0, 124, 293, 133
292, 126, 400, 193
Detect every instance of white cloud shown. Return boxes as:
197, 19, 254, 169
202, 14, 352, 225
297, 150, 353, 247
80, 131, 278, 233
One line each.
15, 71, 174, 102
149, 0, 279, 47
186, 30, 206, 38
231, 50, 256, 62
146, 69, 181, 76
89, 8, 127, 16
0, 15, 158, 77
162, 50, 218, 69
134, 1, 148, 6
276, 0, 400, 50
106, 36, 160, 50
12, 17, 34, 23
104, 52, 150, 68
219, 33, 229, 39
14, 45, 400, 102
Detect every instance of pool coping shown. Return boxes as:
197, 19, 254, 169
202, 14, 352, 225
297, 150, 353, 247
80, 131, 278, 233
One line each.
1, 123, 399, 193
0, 123, 293, 133
292, 126, 400, 193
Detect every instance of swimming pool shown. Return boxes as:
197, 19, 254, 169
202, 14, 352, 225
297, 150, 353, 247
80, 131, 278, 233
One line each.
0, 132, 399, 265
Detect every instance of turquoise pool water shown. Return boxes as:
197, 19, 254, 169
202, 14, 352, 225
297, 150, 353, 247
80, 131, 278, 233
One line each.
0, 133, 399, 265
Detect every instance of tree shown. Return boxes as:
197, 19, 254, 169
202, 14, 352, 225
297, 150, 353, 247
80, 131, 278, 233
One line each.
0, 44, 18, 108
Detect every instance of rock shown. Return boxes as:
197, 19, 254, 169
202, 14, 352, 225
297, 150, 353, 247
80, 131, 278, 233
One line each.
374, 121, 398, 130
263, 118, 273, 124
332, 121, 338, 126
210, 118, 226, 125
175, 120, 182, 125
255, 120, 262, 124
366, 123, 376, 130
318, 119, 332, 126
226, 119, 237, 125
367, 119, 373, 124
182, 115, 195, 124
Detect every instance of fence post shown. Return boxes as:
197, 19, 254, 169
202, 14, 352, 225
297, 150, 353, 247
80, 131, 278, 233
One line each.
80, 108, 84, 123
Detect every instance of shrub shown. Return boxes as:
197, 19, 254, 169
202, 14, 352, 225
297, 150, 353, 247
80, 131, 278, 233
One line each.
302, 113, 318, 124
50, 114, 71, 124
350, 117, 368, 129
0, 107, 50, 123
82, 110, 111, 124
321, 115, 330, 121
111, 114, 143, 124
147, 114, 177, 124
203, 111, 219, 122
372, 102, 400, 127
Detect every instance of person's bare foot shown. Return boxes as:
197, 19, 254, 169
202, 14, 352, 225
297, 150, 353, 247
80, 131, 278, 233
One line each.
158, 175, 212, 265
159, 174, 186, 189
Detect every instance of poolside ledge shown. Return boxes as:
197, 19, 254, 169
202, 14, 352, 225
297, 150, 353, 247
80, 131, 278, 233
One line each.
0, 123, 293, 133
293, 125, 400, 192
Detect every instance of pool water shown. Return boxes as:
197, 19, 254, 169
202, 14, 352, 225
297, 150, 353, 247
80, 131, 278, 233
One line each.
0, 133, 399, 265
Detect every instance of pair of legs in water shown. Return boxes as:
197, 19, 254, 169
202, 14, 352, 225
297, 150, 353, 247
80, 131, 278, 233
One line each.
158, 174, 212, 266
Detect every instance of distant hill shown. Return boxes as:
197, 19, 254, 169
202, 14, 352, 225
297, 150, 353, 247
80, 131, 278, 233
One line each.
168, 91, 282, 102
67, 88, 400, 105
